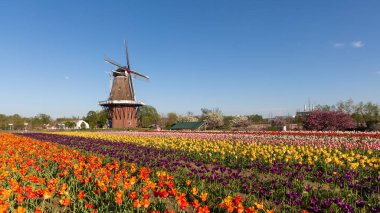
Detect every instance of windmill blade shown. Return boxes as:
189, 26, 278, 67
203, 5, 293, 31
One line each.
104, 57, 125, 68
129, 70, 150, 79
105, 71, 112, 77
105, 71, 113, 91
128, 74, 135, 99
124, 40, 131, 69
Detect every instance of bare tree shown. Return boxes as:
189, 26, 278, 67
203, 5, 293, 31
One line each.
178, 112, 198, 122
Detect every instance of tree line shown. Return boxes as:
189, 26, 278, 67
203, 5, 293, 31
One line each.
140, 99, 380, 131
301, 99, 380, 131
1, 99, 378, 131
0, 113, 55, 130
0, 111, 106, 130
138, 105, 266, 130
0, 107, 267, 130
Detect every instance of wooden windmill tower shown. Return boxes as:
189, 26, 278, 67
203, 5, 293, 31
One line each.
99, 41, 149, 128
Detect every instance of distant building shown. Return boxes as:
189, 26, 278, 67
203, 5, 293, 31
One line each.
75, 120, 89, 129
171, 122, 205, 130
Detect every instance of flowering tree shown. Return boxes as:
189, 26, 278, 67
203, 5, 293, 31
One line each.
304, 110, 356, 131
201, 108, 224, 129
231, 116, 251, 128
178, 112, 199, 122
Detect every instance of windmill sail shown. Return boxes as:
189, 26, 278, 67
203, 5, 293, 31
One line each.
100, 41, 149, 128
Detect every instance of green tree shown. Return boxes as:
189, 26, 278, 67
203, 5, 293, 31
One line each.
294, 114, 304, 124
37, 113, 52, 125
31, 113, 52, 129
221, 116, 234, 130
83, 110, 108, 129
354, 102, 380, 130
80, 122, 87, 130
10, 114, 28, 130
337, 99, 355, 114
0, 114, 7, 130
248, 114, 264, 123
137, 105, 160, 128
97, 110, 108, 128
336, 99, 380, 130
164, 112, 178, 128
84, 111, 97, 129
64, 121, 76, 129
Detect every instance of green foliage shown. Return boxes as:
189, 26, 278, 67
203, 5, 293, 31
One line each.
80, 122, 87, 129
302, 99, 380, 131
337, 99, 354, 114
137, 105, 160, 128
166, 112, 178, 126
97, 110, 108, 128
161, 112, 178, 129
0, 113, 55, 130
0, 114, 7, 130
266, 126, 281, 131
64, 121, 76, 128
352, 102, 380, 130
83, 110, 108, 129
0, 114, 32, 130
221, 116, 234, 130
247, 114, 264, 123
31, 113, 52, 129
84, 111, 97, 129
294, 114, 304, 124
335, 100, 380, 130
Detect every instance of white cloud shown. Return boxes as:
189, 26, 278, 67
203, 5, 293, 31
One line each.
351, 41, 364, 48
331, 42, 345, 48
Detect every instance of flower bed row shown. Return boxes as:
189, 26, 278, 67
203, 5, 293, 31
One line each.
21, 133, 380, 212
54, 132, 380, 170
1, 133, 271, 212
101, 131, 380, 150
106, 130, 380, 138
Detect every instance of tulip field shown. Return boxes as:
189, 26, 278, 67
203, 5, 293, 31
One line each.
1, 131, 379, 212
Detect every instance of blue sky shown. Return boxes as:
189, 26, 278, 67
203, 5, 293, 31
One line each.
0, 1, 379, 118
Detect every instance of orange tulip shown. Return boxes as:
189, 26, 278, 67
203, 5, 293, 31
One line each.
200, 192, 208, 202
133, 199, 141, 208
129, 191, 137, 199
142, 199, 150, 208
78, 190, 85, 200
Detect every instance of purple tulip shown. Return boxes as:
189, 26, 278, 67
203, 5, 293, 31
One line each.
356, 200, 365, 208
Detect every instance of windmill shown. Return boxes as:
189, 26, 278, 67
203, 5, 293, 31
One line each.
99, 41, 149, 129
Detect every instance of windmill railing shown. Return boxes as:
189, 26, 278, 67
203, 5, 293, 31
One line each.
99, 100, 144, 106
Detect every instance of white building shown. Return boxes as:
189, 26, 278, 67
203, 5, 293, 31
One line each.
75, 120, 90, 129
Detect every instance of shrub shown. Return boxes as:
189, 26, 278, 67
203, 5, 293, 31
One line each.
304, 110, 356, 131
